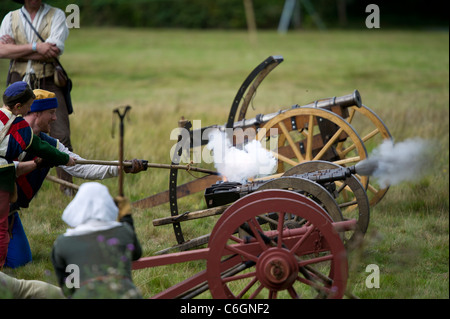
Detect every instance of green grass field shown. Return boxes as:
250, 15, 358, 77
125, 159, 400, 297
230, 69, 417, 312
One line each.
1, 28, 448, 299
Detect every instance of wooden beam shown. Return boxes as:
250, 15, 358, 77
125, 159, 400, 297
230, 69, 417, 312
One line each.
152, 204, 229, 226
132, 174, 221, 209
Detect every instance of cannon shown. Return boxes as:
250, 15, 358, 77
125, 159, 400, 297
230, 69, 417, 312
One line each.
152, 160, 370, 252
132, 56, 392, 250
134, 188, 358, 299
128, 56, 391, 298
133, 159, 383, 298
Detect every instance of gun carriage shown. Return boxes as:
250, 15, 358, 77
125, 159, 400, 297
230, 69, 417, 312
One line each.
122, 56, 393, 299
132, 56, 391, 247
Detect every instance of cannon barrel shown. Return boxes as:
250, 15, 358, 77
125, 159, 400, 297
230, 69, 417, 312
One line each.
186, 90, 362, 145
231, 90, 362, 130
301, 89, 362, 110
203, 159, 381, 209
295, 165, 356, 184
203, 162, 379, 208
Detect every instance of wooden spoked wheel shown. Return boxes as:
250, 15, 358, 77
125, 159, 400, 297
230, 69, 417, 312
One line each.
256, 107, 368, 184
207, 190, 349, 299
283, 161, 370, 249
339, 105, 393, 206
257, 176, 344, 225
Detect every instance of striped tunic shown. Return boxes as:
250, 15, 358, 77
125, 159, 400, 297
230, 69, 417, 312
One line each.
0, 108, 33, 193
1, 108, 69, 193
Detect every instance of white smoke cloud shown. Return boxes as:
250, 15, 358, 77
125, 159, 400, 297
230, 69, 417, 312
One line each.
207, 130, 277, 183
365, 138, 436, 188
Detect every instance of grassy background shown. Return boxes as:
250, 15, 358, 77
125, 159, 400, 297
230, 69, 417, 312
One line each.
0, 28, 448, 299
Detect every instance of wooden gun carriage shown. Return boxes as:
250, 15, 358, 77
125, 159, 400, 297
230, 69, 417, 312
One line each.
129, 56, 392, 299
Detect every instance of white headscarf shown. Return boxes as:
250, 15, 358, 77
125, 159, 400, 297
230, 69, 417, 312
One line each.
62, 182, 121, 236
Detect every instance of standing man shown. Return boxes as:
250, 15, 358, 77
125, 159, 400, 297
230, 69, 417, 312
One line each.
0, 0, 74, 195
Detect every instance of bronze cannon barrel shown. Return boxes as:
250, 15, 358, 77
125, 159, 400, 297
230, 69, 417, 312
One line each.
301, 89, 362, 109
232, 89, 362, 129
185, 90, 362, 145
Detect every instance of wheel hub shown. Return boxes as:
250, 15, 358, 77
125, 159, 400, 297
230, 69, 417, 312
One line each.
256, 248, 298, 290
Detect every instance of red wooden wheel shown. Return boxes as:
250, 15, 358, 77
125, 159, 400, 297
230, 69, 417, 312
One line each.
206, 190, 348, 299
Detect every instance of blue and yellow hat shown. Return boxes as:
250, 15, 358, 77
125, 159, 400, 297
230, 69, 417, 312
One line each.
30, 89, 58, 113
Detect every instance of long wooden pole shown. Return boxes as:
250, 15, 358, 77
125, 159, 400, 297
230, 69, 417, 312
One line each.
243, 0, 257, 44
152, 204, 229, 226
113, 106, 131, 196
74, 159, 219, 175
45, 175, 80, 190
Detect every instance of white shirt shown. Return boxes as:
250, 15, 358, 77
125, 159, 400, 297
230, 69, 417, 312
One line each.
15, 137, 119, 180
56, 142, 120, 180
0, 3, 69, 54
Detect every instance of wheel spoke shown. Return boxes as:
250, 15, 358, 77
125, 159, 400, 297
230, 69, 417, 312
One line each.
338, 200, 358, 209
339, 141, 356, 157
279, 121, 304, 162
236, 276, 259, 299
348, 108, 356, 121
367, 182, 381, 195
313, 127, 344, 161
247, 217, 270, 251
296, 276, 332, 296
298, 254, 334, 267
229, 234, 244, 244
287, 286, 299, 299
222, 271, 256, 283
333, 155, 361, 166
335, 181, 358, 208
250, 216, 264, 232
268, 290, 278, 299
289, 224, 315, 253
361, 127, 380, 143
225, 244, 259, 263
304, 265, 333, 286
270, 149, 298, 166
249, 283, 264, 299
258, 214, 278, 227
277, 212, 286, 248
341, 128, 380, 157
335, 180, 348, 193
306, 114, 314, 160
